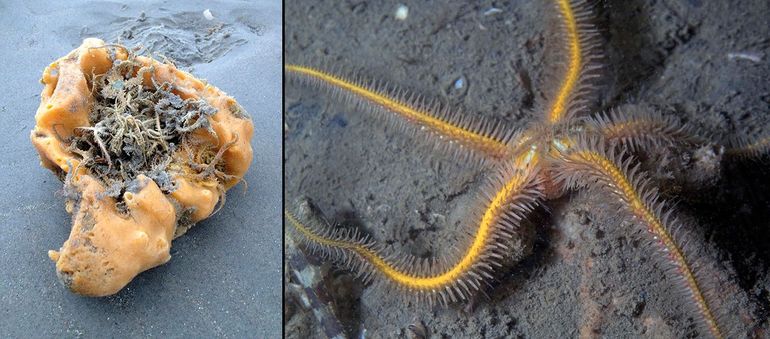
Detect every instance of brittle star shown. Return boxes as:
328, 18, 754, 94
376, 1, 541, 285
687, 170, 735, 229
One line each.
285, 1, 767, 337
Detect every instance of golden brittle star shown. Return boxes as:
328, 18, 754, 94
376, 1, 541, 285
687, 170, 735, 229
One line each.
285, 1, 768, 337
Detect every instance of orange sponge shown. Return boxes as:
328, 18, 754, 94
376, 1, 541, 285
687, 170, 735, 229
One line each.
31, 38, 254, 296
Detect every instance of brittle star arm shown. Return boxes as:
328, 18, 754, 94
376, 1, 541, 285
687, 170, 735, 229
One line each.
286, 64, 515, 161
544, 0, 603, 124
582, 106, 708, 150
553, 138, 723, 339
285, 156, 543, 305
585, 107, 770, 164
725, 135, 770, 159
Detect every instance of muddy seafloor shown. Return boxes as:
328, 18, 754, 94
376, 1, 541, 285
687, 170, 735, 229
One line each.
284, 0, 770, 338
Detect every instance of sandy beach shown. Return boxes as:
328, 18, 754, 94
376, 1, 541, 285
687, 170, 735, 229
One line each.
0, 0, 281, 336
285, 0, 769, 337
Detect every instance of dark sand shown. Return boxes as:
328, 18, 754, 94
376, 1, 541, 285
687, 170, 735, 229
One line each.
0, 0, 281, 337
285, 0, 769, 337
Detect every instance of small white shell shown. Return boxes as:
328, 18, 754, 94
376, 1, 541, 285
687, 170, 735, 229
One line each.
453, 77, 464, 89
395, 4, 409, 21
203, 9, 214, 21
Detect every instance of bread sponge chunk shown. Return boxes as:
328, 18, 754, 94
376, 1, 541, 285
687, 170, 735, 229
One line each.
32, 38, 254, 296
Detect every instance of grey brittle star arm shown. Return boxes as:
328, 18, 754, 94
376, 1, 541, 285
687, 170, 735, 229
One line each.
581, 105, 709, 150
724, 134, 770, 159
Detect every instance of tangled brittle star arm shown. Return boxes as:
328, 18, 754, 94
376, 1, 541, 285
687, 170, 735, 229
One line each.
76, 126, 112, 171
286, 64, 517, 163
552, 137, 725, 338
285, 157, 543, 305
192, 134, 240, 181
543, 0, 603, 125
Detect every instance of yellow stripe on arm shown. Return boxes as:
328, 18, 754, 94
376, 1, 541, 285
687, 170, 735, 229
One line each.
286, 64, 510, 158
547, 0, 583, 124
563, 149, 723, 339
376, 161, 530, 289
285, 157, 541, 302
